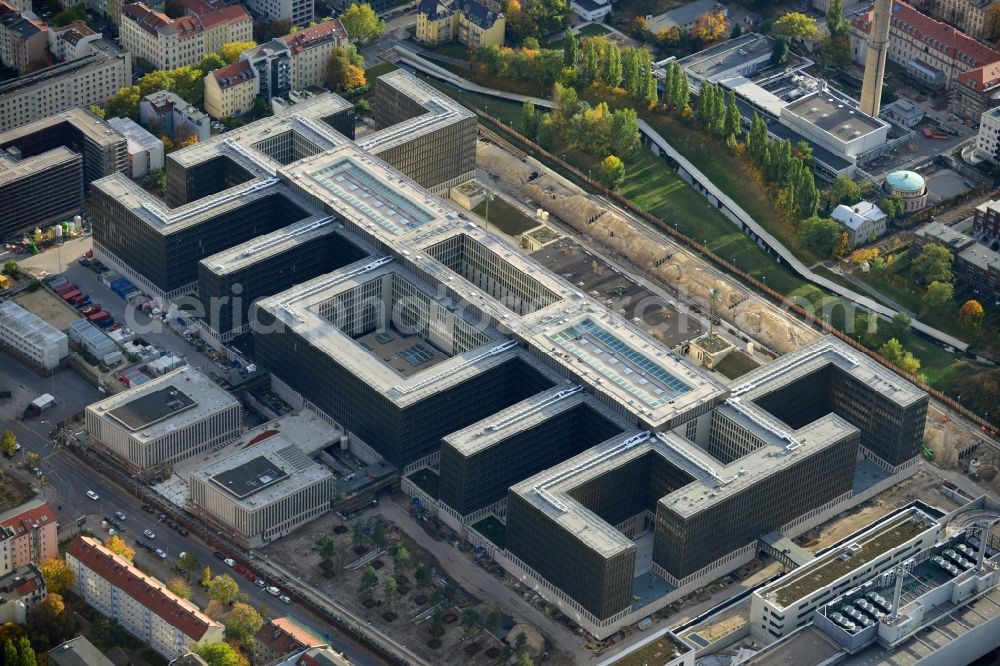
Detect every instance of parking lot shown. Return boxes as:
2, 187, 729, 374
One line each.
530, 238, 704, 348
925, 168, 974, 204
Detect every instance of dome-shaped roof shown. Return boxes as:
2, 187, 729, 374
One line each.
885, 170, 925, 192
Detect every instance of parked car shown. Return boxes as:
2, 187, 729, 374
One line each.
177, 527, 189, 537
144, 529, 156, 539
234, 565, 246, 574
134, 539, 147, 550
266, 586, 280, 596
154, 548, 167, 560
279, 595, 292, 604
141, 504, 154, 513
86, 490, 99, 501
224, 558, 236, 567
254, 578, 265, 588
114, 511, 126, 521
213, 551, 225, 560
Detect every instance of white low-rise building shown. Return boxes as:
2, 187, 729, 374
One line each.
67, 537, 224, 660
976, 107, 1000, 163
85, 366, 241, 475
107, 117, 164, 179
832, 201, 889, 247
570, 0, 612, 22
0, 300, 68, 369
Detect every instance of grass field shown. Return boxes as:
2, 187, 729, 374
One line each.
473, 197, 537, 236
471, 515, 506, 549
407, 468, 440, 499
419, 40, 472, 60
365, 62, 398, 81
547, 23, 610, 49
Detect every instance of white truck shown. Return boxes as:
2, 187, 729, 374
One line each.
25, 394, 56, 417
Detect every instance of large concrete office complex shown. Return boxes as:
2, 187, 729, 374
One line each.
0, 42, 131, 133
85, 366, 241, 475
0, 107, 126, 238
87, 70, 929, 641
189, 431, 335, 548
366, 70, 476, 192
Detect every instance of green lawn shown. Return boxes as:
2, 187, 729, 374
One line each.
473, 197, 538, 236
547, 23, 610, 49
420, 40, 473, 60
365, 62, 398, 80
471, 515, 506, 549
407, 468, 440, 499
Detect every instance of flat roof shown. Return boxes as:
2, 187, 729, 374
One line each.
0, 49, 124, 98
443, 387, 633, 457
783, 92, 886, 142
106, 385, 196, 430
0, 300, 67, 349
743, 626, 842, 666
192, 432, 333, 509
916, 221, 975, 251
359, 69, 474, 154
0, 106, 125, 149
210, 454, 288, 499
677, 33, 772, 82
0, 145, 80, 185
598, 627, 691, 665
88, 367, 239, 443
760, 508, 937, 608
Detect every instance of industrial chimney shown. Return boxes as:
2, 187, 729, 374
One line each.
860, 0, 893, 116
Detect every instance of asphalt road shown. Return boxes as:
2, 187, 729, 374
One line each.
0, 307, 388, 664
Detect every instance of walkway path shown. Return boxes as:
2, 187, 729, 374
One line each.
391, 46, 970, 352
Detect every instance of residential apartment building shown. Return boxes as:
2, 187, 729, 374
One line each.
85, 366, 241, 475
67, 537, 224, 660
0, 301, 68, 369
911, 0, 999, 40
48, 21, 102, 61
108, 116, 164, 178
245, 0, 312, 26
0, 43, 131, 133
204, 59, 256, 119
0, 564, 45, 624
975, 197, 1000, 239
976, 106, 1000, 162
240, 39, 291, 101
254, 617, 325, 666
120, 1, 250, 71
0, 500, 57, 575
850, 1, 1000, 120
140, 90, 210, 142
416, 0, 505, 49
912, 221, 1000, 301
0, 1, 46, 74
284, 19, 347, 89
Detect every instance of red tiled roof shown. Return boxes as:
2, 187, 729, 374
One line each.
0, 500, 55, 540
198, 4, 250, 30
958, 61, 1000, 91
211, 59, 255, 88
282, 19, 347, 56
852, 1, 1000, 68
256, 618, 323, 656
67, 537, 219, 641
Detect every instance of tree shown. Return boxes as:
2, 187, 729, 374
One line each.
199, 52, 226, 73
1, 259, 16, 276
326, 45, 367, 93
167, 577, 192, 599
898, 351, 921, 374
429, 605, 445, 636
224, 602, 263, 645
891, 312, 911, 338
924, 280, 954, 309
580, 37, 602, 82
563, 30, 578, 66
201, 565, 213, 588
798, 216, 844, 254
599, 155, 626, 189
959, 299, 985, 331
193, 642, 243, 666
692, 9, 728, 42
878, 194, 904, 219
658, 26, 682, 50
514, 631, 528, 655
828, 176, 862, 208
371, 520, 387, 548
178, 551, 201, 574
912, 243, 954, 285
610, 108, 640, 158
462, 608, 481, 636
520, 100, 538, 139
14, 637, 34, 666
359, 564, 379, 598
53, 5, 86, 26
854, 312, 879, 346
880, 338, 904, 363
393, 545, 411, 574
383, 575, 398, 609
341, 3, 385, 44
827, 0, 849, 36
105, 535, 135, 562
601, 44, 622, 88
770, 38, 788, 66
724, 89, 742, 138
484, 605, 502, 634
517, 650, 535, 666
3, 640, 16, 666
414, 563, 430, 588
104, 85, 143, 119
748, 113, 768, 163
527, 0, 567, 36
39, 558, 74, 595
1, 430, 16, 457
772, 12, 818, 41
833, 231, 851, 258
218, 40, 255, 64
207, 574, 240, 606
27, 593, 71, 646
316, 533, 336, 567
